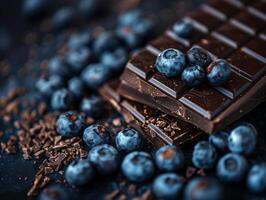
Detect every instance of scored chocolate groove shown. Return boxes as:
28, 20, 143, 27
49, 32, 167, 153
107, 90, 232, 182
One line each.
118, 0, 266, 133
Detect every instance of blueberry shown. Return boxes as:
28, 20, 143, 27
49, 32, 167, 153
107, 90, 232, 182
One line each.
121, 151, 155, 182
68, 77, 85, 99
22, 0, 49, 19
56, 111, 85, 137
209, 131, 229, 152
155, 145, 184, 172
115, 128, 142, 153
228, 123, 257, 155
48, 57, 70, 79
51, 89, 74, 111
78, 0, 100, 18
155, 48, 186, 77
89, 144, 120, 175
192, 141, 217, 169
101, 48, 128, 72
68, 31, 92, 50
52, 7, 76, 30
83, 124, 110, 149
133, 19, 154, 38
116, 26, 142, 49
80, 96, 104, 118
118, 9, 142, 27
152, 173, 185, 200
184, 177, 223, 200
181, 65, 205, 87
36, 75, 63, 97
173, 19, 193, 38
39, 185, 68, 200
93, 32, 121, 54
247, 163, 266, 193
206, 59, 231, 86
66, 47, 91, 72
65, 159, 94, 187
187, 46, 212, 68
81, 63, 110, 90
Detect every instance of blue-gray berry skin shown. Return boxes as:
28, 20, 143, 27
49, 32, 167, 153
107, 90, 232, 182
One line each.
184, 177, 223, 200
56, 111, 85, 137
36, 75, 63, 97
78, 0, 100, 18
153, 173, 185, 200
52, 7, 76, 30
65, 159, 94, 187
187, 46, 212, 69
51, 89, 74, 111
228, 123, 257, 155
217, 153, 248, 183
48, 57, 70, 79
155, 48, 186, 77
173, 19, 193, 38
80, 96, 104, 118
115, 128, 142, 153
39, 185, 68, 200
207, 59, 231, 86
209, 131, 229, 152
83, 124, 110, 149
192, 141, 217, 169
121, 151, 155, 182
68, 31, 92, 50
116, 26, 142, 49
155, 145, 184, 172
68, 77, 85, 99
247, 163, 266, 193
93, 32, 121, 54
181, 65, 205, 87
89, 144, 120, 175
66, 47, 91, 72
81, 63, 110, 90
118, 9, 142, 27
22, 0, 49, 19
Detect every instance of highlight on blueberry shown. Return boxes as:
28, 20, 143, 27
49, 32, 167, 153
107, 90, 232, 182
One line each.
209, 131, 229, 152
181, 65, 205, 87
173, 19, 193, 38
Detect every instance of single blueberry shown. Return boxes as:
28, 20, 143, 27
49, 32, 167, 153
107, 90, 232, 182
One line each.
247, 163, 266, 193
206, 59, 231, 86
51, 89, 74, 111
80, 96, 104, 118
66, 47, 91, 72
181, 65, 205, 87
48, 56, 70, 79
88, 144, 120, 175
133, 19, 154, 38
155, 48, 186, 77
68, 31, 92, 50
209, 131, 229, 152
152, 173, 185, 200
101, 48, 128, 72
83, 124, 110, 149
192, 141, 217, 169
116, 26, 142, 49
187, 46, 212, 68
155, 145, 184, 172
68, 77, 85, 99
217, 153, 248, 183
115, 128, 142, 153
93, 32, 121, 54
184, 177, 223, 200
78, 0, 100, 18
22, 0, 49, 19
65, 159, 94, 187
118, 9, 142, 27
173, 19, 193, 38
52, 7, 76, 30
81, 63, 110, 90
228, 123, 257, 155
56, 111, 85, 137
121, 151, 155, 182
39, 185, 68, 200
36, 75, 63, 97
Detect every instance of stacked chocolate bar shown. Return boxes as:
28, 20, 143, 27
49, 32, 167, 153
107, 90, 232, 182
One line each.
100, 0, 266, 148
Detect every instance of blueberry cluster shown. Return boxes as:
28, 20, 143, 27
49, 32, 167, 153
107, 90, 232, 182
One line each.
155, 20, 232, 87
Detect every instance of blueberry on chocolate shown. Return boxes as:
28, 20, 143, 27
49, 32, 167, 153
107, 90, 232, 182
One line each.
209, 131, 229, 152
173, 19, 193, 38
217, 153, 248, 183
152, 173, 184, 200
88, 144, 120, 175
121, 151, 155, 182
155, 145, 184, 172
56, 111, 85, 137
155, 48, 186, 77
206, 59, 231, 86
80, 96, 104, 118
51, 88, 74, 111
181, 65, 205, 87
187, 46, 212, 68
247, 163, 266, 193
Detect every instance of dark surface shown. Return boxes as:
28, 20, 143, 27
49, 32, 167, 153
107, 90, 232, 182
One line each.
0, 0, 266, 200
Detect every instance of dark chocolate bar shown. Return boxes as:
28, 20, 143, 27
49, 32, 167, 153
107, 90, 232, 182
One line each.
100, 81, 205, 148
118, 0, 266, 133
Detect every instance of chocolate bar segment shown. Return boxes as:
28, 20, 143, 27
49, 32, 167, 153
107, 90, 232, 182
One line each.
242, 37, 266, 63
